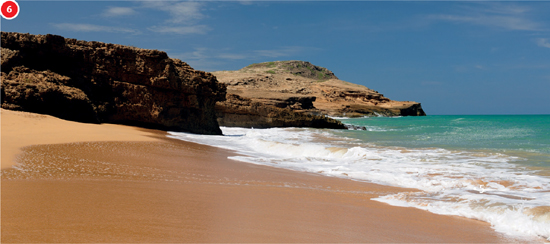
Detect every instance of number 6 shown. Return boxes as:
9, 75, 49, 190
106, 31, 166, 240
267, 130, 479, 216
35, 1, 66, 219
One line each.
7, 6, 12, 13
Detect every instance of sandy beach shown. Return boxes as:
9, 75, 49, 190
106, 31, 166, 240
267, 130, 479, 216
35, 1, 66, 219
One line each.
1, 109, 530, 242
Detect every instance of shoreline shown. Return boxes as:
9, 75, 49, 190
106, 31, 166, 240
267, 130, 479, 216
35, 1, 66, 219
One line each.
1, 109, 537, 242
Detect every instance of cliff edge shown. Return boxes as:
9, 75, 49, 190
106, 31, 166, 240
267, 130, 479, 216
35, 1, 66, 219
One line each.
1, 32, 226, 135
212, 61, 425, 127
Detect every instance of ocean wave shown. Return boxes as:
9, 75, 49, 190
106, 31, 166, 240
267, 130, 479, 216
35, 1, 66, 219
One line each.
168, 127, 550, 241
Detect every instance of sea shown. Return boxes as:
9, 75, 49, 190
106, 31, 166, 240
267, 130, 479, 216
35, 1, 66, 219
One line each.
168, 115, 550, 241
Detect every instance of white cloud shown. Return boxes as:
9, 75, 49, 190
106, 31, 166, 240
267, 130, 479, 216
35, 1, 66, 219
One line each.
432, 14, 542, 31
142, 1, 204, 24
102, 6, 137, 17
238, 0, 254, 5
184, 48, 209, 60
54, 2, 209, 36
218, 53, 248, 60
429, 3, 545, 31
536, 38, 550, 48
148, 25, 209, 35
172, 48, 223, 71
52, 23, 140, 34
140, 1, 208, 35
474, 2, 531, 15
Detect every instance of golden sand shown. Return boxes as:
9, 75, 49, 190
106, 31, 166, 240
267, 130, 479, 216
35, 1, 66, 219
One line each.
1, 109, 158, 169
1, 109, 530, 242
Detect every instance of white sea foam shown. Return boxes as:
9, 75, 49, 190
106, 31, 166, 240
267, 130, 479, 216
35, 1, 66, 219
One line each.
168, 127, 550, 241
363, 126, 395, 132
328, 116, 353, 120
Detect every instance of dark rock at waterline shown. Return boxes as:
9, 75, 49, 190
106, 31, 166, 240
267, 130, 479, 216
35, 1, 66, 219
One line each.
216, 94, 346, 129
344, 124, 367, 130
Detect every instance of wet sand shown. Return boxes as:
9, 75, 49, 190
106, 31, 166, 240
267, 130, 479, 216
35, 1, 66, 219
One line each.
1, 109, 530, 242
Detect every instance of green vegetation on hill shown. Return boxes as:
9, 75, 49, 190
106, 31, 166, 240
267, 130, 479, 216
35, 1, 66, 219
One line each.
243, 60, 337, 81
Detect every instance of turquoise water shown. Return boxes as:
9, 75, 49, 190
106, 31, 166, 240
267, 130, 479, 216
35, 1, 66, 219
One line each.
169, 115, 550, 240
338, 115, 550, 169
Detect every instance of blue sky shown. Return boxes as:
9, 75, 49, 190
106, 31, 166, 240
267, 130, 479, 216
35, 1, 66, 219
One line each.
2, 1, 550, 115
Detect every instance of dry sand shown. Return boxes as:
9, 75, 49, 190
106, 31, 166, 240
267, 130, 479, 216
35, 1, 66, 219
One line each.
1, 109, 158, 169
1, 109, 533, 242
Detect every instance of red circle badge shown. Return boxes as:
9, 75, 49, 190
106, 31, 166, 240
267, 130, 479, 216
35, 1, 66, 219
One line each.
1, 0, 19, 20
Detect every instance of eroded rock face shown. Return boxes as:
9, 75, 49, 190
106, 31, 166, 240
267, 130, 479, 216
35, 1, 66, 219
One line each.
1, 32, 226, 135
216, 94, 346, 129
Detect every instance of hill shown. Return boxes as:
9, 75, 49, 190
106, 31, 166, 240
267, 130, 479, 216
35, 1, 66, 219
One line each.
212, 61, 425, 126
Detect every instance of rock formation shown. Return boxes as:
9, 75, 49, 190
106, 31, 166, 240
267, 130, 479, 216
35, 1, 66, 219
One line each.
1, 32, 226, 135
212, 61, 425, 127
213, 61, 347, 129
216, 94, 345, 129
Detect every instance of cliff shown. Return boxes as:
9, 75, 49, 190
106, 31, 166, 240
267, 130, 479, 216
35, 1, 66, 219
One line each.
216, 94, 345, 129
1, 32, 226, 135
212, 61, 425, 125
213, 61, 347, 129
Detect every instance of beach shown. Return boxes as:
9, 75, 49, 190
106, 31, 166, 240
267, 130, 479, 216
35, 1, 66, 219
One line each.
1, 109, 531, 242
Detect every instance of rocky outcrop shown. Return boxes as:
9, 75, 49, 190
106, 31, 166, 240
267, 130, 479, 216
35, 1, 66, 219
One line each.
1, 32, 226, 135
216, 94, 345, 129
212, 61, 426, 122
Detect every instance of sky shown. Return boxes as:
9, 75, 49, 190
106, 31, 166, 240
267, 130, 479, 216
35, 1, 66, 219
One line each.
2, 1, 550, 115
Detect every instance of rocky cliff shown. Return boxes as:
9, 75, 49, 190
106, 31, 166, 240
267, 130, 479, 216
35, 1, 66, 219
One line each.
212, 61, 425, 125
216, 94, 345, 129
1, 32, 226, 135
213, 61, 347, 129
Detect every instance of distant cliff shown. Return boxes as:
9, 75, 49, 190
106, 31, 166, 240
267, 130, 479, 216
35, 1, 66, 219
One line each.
212, 61, 425, 128
1, 32, 226, 135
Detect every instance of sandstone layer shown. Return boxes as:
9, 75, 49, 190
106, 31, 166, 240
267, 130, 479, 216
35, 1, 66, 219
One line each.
1, 32, 226, 135
213, 61, 426, 123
